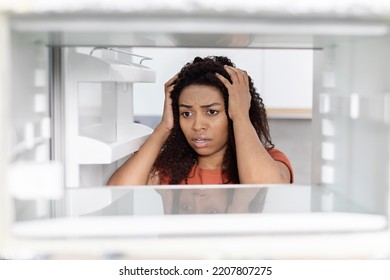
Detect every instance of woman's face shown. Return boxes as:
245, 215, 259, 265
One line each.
178, 188, 229, 214
178, 85, 229, 161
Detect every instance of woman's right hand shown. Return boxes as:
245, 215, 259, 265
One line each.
160, 74, 178, 131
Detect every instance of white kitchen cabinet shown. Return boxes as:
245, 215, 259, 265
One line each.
262, 49, 313, 118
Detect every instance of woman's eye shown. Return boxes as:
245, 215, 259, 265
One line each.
206, 208, 218, 214
180, 203, 192, 213
181, 112, 192, 118
208, 110, 218, 116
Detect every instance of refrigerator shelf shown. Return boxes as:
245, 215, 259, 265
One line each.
69, 51, 156, 83
75, 123, 153, 164
12, 212, 387, 238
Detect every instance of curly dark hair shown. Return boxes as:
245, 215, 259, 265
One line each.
154, 56, 274, 184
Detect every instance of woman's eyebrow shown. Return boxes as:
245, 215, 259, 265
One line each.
201, 103, 223, 108
179, 104, 192, 108
179, 102, 223, 108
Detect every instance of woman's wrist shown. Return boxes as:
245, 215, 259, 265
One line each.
153, 123, 172, 142
231, 112, 251, 125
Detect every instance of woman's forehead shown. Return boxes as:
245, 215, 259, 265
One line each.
179, 85, 224, 104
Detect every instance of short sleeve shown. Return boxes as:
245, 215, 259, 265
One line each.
267, 148, 294, 183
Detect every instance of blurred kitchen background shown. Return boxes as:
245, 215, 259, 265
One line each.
132, 47, 313, 184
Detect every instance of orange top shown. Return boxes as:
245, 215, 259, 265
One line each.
161, 148, 294, 185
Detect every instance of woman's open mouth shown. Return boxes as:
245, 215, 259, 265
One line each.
192, 137, 211, 149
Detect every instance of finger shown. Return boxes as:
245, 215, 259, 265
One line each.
164, 74, 178, 98
215, 72, 233, 89
224, 65, 241, 83
235, 69, 246, 85
227, 66, 249, 88
226, 66, 249, 86
165, 73, 179, 88
165, 85, 175, 99
239, 69, 249, 87
229, 66, 248, 85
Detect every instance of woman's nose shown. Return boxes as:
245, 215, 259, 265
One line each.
193, 189, 207, 197
192, 115, 206, 131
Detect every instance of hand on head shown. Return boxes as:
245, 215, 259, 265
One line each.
216, 66, 251, 121
161, 73, 178, 131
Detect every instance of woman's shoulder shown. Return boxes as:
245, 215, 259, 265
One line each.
147, 170, 163, 185
267, 148, 294, 183
267, 147, 288, 159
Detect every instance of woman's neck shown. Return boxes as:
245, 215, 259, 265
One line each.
197, 155, 224, 170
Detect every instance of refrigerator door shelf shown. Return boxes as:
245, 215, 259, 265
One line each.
69, 51, 156, 83
75, 123, 152, 164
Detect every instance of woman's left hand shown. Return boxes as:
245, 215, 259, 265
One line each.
216, 66, 251, 121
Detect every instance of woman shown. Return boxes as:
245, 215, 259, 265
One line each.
108, 56, 293, 188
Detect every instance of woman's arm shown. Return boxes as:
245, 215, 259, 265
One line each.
216, 66, 291, 184
107, 125, 170, 186
232, 113, 291, 184
107, 74, 177, 186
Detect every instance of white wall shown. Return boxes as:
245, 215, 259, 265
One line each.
132, 47, 313, 116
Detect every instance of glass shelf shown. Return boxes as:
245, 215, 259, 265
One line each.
12, 184, 388, 239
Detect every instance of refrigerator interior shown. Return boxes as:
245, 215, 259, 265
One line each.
1, 1, 390, 258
